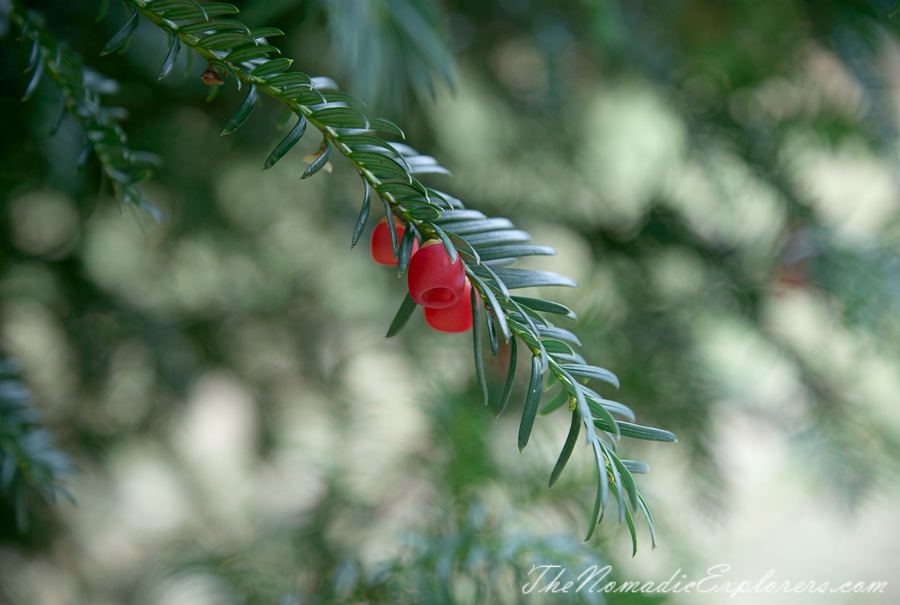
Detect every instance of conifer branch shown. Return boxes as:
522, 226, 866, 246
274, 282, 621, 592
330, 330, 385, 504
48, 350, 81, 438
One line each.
0, 356, 73, 532
5, 0, 164, 220
10, 0, 678, 549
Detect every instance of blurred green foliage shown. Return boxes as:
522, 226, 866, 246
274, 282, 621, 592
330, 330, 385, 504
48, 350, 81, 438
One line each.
3, 0, 900, 603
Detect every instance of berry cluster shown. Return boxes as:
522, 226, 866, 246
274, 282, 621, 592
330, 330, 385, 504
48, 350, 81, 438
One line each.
370, 217, 473, 333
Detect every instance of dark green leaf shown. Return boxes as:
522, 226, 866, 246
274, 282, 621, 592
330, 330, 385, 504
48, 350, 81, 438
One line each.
472, 264, 511, 300
512, 296, 577, 320
382, 198, 399, 261
606, 421, 677, 442
510, 307, 549, 329
428, 189, 463, 209
565, 381, 606, 537
485, 308, 499, 357
311, 76, 338, 89
487, 268, 578, 290
538, 325, 582, 347
557, 366, 619, 440
444, 218, 515, 236
609, 479, 639, 555
601, 440, 626, 523
301, 139, 332, 179
349, 151, 410, 181
582, 389, 635, 421
609, 451, 639, 511
221, 84, 258, 135
541, 339, 575, 357
892, 0, 900, 17
473, 286, 489, 406
312, 107, 368, 129
518, 354, 544, 451
27, 33, 41, 70
596, 398, 622, 440
350, 181, 371, 249
178, 19, 245, 35
160, 6, 206, 20
508, 299, 541, 336
433, 209, 486, 223
466, 271, 510, 342
482, 258, 518, 268
496, 337, 518, 418
429, 224, 458, 263
406, 156, 452, 176
249, 27, 284, 39
404, 205, 442, 221
368, 118, 405, 138
505, 316, 538, 346
549, 409, 581, 488
22, 51, 44, 101
159, 35, 180, 80
250, 58, 294, 76
322, 91, 367, 107
197, 31, 255, 50
200, 2, 240, 16
280, 88, 326, 104
638, 493, 658, 549
464, 230, 531, 248
101, 9, 139, 55
585, 441, 608, 541
396, 197, 443, 211
449, 234, 482, 265
265, 72, 312, 87
386, 293, 417, 337
263, 113, 306, 170
561, 364, 619, 388
476, 245, 557, 261
336, 134, 407, 160
211, 61, 240, 87
397, 221, 416, 275
226, 45, 279, 63
375, 181, 424, 201
622, 460, 649, 474
551, 352, 586, 365
148, 0, 195, 10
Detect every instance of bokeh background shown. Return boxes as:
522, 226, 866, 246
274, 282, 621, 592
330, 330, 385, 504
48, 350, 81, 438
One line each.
3, 0, 900, 603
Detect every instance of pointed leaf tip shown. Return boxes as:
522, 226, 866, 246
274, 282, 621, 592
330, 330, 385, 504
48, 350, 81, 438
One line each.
386, 293, 417, 337
159, 35, 181, 80
548, 409, 581, 488
101, 9, 140, 56
221, 85, 258, 135
263, 113, 306, 170
350, 181, 371, 249
517, 354, 544, 451
300, 138, 332, 179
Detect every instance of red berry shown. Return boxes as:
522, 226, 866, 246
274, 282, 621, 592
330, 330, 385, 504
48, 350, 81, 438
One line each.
408, 240, 466, 308
371, 216, 418, 266
425, 279, 475, 333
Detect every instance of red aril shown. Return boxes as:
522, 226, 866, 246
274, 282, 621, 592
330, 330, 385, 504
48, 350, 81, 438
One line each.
407, 240, 465, 308
371, 216, 418, 266
424, 278, 475, 333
